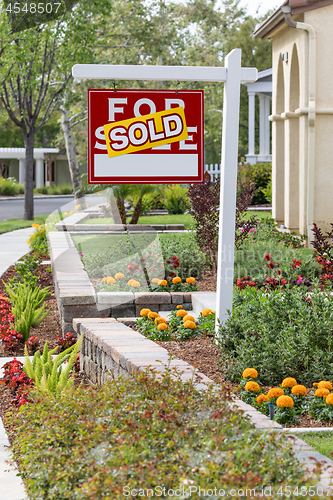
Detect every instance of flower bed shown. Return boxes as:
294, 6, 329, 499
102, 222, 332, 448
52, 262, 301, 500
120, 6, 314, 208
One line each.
239, 368, 333, 426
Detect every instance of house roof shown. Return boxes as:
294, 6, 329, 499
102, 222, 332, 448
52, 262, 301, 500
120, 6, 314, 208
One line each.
254, 0, 333, 38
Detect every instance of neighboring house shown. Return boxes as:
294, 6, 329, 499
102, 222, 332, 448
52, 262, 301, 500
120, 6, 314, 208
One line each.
0, 148, 87, 187
255, 0, 333, 237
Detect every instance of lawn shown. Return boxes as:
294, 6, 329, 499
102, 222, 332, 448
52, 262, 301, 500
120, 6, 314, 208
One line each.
298, 432, 333, 459
0, 215, 48, 235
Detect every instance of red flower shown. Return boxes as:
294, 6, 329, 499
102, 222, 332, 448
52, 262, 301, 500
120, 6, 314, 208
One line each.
277, 270, 281, 276
267, 262, 275, 269
264, 254, 272, 261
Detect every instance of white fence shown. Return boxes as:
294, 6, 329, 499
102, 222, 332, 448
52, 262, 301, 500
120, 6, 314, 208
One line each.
205, 163, 221, 181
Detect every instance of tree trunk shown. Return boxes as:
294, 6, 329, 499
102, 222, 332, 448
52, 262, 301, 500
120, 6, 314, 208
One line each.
61, 105, 83, 200
116, 195, 127, 225
130, 197, 143, 225
23, 130, 35, 220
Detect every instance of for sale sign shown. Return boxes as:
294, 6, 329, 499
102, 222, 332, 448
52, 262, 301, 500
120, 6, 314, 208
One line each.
88, 89, 204, 184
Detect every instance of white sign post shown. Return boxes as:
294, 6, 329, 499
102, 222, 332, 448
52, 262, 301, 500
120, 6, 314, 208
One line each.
72, 49, 258, 334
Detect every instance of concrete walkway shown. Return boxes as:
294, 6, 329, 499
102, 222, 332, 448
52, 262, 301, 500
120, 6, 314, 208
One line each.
0, 230, 30, 499
0, 227, 32, 277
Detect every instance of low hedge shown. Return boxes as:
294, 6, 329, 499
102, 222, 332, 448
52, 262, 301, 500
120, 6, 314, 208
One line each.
6, 368, 311, 498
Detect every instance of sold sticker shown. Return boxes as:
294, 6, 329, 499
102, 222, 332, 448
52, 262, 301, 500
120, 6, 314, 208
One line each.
103, 106, 188, 158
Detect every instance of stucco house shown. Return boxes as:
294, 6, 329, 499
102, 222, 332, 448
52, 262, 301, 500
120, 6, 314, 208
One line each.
255, 0, 333, 237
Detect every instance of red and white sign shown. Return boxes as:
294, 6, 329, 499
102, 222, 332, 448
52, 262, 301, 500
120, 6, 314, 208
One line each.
88, 89, 204, 184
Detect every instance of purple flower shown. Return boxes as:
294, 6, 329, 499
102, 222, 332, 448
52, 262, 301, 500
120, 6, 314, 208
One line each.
80, 253, 83, 257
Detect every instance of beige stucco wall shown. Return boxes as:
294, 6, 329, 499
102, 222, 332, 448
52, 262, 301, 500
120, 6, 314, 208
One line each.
271, 5, 333, 238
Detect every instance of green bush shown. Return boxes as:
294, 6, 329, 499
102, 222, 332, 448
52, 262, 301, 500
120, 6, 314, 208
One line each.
161, 232, 208, 278
0, 177, 24, 196
162, 184, 190, 214
238, 162, 271, 205
218, 285, 333, 385
34, 186, 48, 194
28, 223, 48, 257
48, 183, 73, 195
6, 367, 311, 498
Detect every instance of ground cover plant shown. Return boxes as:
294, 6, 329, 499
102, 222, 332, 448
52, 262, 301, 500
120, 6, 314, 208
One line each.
218, 285, 333, 386
5, 367, 314, 499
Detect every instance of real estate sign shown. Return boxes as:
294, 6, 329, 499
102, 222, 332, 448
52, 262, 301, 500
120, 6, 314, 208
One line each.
88, 89, 204, 184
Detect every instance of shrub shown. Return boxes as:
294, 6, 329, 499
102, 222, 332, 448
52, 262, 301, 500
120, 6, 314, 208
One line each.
238, 162, 271, 205
160, 233, 207, 279
218, 285, 333, 385
6, 367, 310, 498
0, 177, 24, 196
48, 183, 73, 195
162, 184, 190, 214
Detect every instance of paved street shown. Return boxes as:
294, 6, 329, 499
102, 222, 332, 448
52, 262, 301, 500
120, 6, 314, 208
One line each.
0, 196, 74, 222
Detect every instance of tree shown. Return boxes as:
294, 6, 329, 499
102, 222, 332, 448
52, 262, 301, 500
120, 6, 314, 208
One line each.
0, 0, 110, 219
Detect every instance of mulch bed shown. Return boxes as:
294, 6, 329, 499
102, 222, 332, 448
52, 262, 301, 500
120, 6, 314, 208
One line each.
0, 260, 332, 430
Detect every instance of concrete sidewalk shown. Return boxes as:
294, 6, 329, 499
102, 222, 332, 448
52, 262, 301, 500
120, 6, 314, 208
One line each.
0, 228, 32, 277
0, 229, 30, 499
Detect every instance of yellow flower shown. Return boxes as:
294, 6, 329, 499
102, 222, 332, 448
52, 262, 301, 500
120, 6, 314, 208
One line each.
245, 381, 260, 393
158, 280, 168, 286
172, 276, 182, 284
75, 204, 81, 209
318, 381, 333, 391
201, 308, 213, 317
176, 309, 187, 318
326, 394, 333, 405
281, 377, 297, 388
315, 388, 330, 398
130, 280, 140, 288
30, 234, 35, 238
242, 368, 258, 379
31, 223, 40, 228
176, 305, 183, 309
256, 394, 269, 404
276, 396, 294, 408
186, 277, 196, 284
157, 323, 168, 331
148, 312, 159, 320
155, 317, 166, 325
267, 387, 284, 399
291, 385, 307, 396
140, 308, 151, 317
27, 239, 30, 244
102, 277, 108, 282
106, 277, 116, 284
184, 320, 196, 329
313, 382, 319, 388
115, 273, 124, 279
128, 279, 135, 285
183, 314, 195, 323
152, 278, 160, 284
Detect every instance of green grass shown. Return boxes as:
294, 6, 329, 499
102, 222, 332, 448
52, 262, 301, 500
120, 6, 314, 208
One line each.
0, 215, 48, 235
298, 432, 333, 459
244, 210, 272, 220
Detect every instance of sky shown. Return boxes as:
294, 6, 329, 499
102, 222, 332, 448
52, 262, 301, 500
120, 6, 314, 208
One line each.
238, 0, 280, 18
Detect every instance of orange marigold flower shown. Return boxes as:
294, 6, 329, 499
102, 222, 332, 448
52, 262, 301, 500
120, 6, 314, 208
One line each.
242, 368, 258, 379
201, 308, 214, 317
186, 277, 196, 284
256, 394, 269, 404
276, 396, 294, 408
326, 394, 333, 405
291, 385, 307, 396
184, 320, 196, 329
313, 382, 319, 387
318, 381, 333, 391
128, 279, 135, 285
155, 317, 166, 325
176, 309, 187, 318
115, 273, 124, 279
176, 305, 183, 309
148, 312, 159, 320
130, 281, 141, 288
140, 308, 151, 317
183, 314, 195, 323
157, 323, 168, 331
315, 388, 330, 398
158, 280, 168, 286
152, 278, 160, 284
281, 377, 297, 388
102, 277, 108, 282
106, 276, 116, 284
245, 381, 260, 393
267, 387, 284, 399
172, 276, 182, 284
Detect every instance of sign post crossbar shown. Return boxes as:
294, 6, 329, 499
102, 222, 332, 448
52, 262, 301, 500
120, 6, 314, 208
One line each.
72, 49, 258, 333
